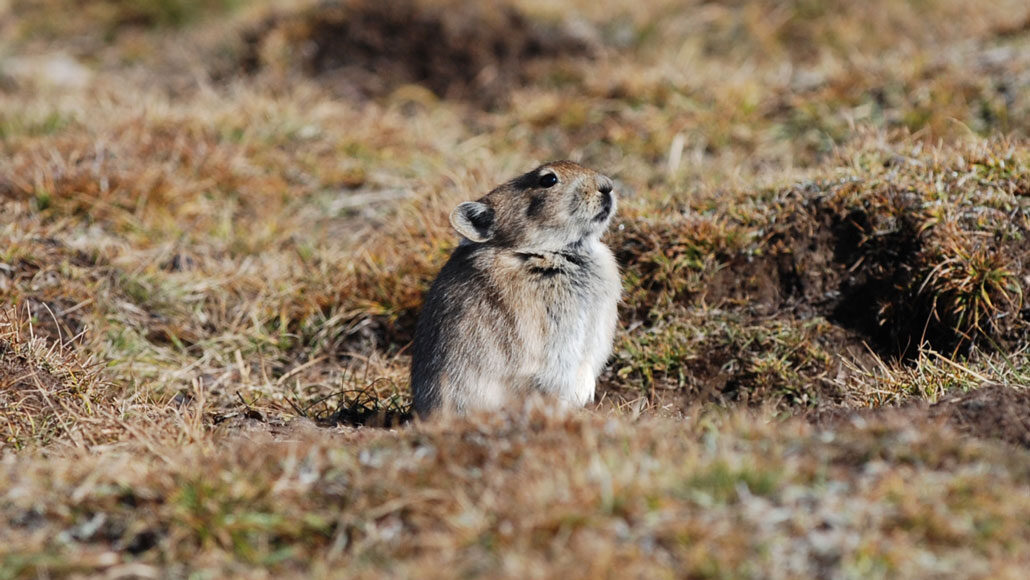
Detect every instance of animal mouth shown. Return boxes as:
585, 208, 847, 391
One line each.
593, 191, 613, 221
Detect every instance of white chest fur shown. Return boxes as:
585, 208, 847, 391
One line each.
495, 240, 621, 405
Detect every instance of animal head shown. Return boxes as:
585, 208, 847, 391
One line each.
450, 161, 616, 251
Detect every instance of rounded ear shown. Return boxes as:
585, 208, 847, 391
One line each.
449, 201, 495, 243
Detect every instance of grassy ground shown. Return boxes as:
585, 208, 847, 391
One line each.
1, 0, 1029, 577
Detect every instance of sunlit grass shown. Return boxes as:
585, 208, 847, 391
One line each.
1, 0, 1029, 576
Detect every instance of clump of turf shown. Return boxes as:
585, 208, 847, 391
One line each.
0, 307, 117, 450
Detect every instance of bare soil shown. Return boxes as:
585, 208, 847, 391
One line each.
811, 383, 1030, 449
238, 0, 595, 107
929, 383, 1030, 447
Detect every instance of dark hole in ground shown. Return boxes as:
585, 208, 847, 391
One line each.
323, 403, 413, 428
821, 198, 929, 358
746, 188, 937, 360
124, 529, 161, 555
292, 383, 413, 428
780, 188, 1025, 360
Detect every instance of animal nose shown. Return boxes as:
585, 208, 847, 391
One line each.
598, 180, 613, 195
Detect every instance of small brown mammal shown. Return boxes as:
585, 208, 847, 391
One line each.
411, 161, 620, 416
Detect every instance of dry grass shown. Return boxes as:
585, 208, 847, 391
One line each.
1, 0, 1030, 576
3, 406, 1030, 579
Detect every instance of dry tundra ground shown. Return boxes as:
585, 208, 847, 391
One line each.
1, 0, 1030, 577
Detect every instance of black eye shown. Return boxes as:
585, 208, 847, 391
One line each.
538, 173, 558, 188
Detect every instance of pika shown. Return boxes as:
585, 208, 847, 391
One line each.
411, 161, 620, 416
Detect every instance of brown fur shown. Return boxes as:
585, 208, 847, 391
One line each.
411, 161, 621, 416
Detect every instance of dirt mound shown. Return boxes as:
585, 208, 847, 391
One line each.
616, 174, 1029, 362
239, 0, 595, 107
929, 384, 1030, 448
604, 161, 1028, 410
810, 384, 1030, 448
